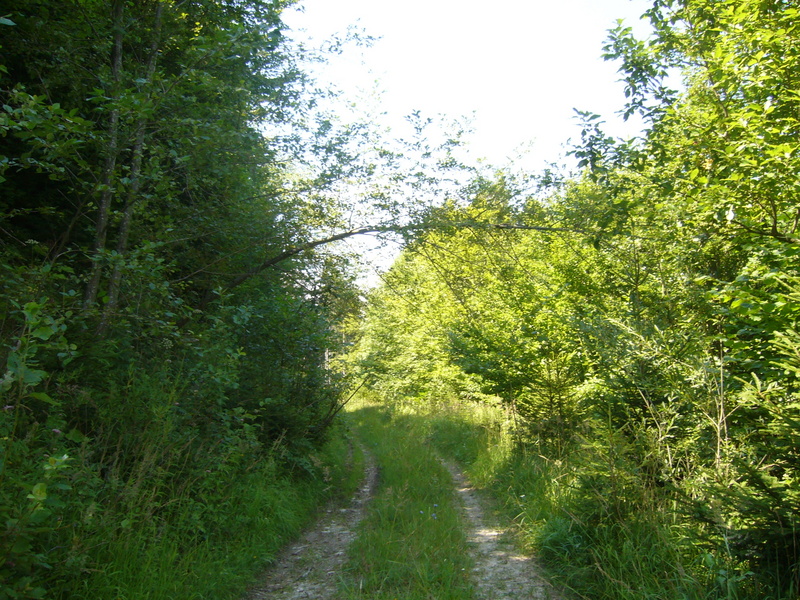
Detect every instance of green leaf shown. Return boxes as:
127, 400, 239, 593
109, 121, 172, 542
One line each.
22, 302, 43, 320
28, 482, 47, 502
31, 325, 56, 340
12, 537, 31, 554
65, 428, 88, 443
28, 391, 59, 406
21, 366, 48, 386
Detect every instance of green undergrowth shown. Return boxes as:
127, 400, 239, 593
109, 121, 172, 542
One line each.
342, 398, 475, 600
59, 422, 361, 600
409, 399, 789, 600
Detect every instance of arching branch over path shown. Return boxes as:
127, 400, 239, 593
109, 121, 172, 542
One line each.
184, 220, 588, 322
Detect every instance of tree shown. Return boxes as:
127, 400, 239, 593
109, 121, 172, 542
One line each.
0, 2, 374, 595
352, 1, 800, 594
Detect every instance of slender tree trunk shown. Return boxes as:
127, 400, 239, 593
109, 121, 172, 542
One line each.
84, 0, 124, 310
97, 1, 164, 335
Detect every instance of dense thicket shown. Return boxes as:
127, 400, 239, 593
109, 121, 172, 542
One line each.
351, 1, 800, 597
5, 0, 800, 597
0, 1, 363, 597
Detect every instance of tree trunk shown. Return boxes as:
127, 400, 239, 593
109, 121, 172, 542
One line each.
83, 0, 124, 310
97, 1, 165, 335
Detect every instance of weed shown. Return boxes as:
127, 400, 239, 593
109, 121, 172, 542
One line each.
341, 399, 475, 600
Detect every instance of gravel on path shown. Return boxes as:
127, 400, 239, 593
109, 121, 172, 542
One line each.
244, 447, 378, 600
442, 460, 562, 600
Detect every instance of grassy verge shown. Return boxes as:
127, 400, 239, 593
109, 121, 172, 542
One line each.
341, 398, 475, 600
410, 399, 782, 600
60, 422, 362, 600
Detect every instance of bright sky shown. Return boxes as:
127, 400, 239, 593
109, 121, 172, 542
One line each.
284, 0, 655, 173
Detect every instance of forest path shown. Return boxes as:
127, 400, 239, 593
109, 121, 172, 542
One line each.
442, 460, 561, 600
244, 444, 379, 600
245, 415, 560, 600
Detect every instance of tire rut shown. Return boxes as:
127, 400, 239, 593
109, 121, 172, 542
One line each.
244, 441, 559, 600
441, 460, 562, 600
244, 444, 378, 600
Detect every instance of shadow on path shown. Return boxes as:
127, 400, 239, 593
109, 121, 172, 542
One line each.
244, 445, 378, 600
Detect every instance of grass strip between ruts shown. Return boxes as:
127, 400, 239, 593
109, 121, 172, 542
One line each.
341, 400, 476, 600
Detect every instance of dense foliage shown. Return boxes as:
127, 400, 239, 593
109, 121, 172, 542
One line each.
4, 0, 800, 598
0, 1, 365, 597
351, 1, 800, 597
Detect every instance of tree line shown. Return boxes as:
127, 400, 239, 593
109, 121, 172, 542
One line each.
0, 1, 369, 596
350, 0, 800, 597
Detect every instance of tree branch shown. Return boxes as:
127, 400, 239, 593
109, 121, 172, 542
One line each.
177, 220, 590, 328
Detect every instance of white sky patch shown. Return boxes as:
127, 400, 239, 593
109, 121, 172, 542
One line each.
285, 0, 655, 173
283, 0, 657, 287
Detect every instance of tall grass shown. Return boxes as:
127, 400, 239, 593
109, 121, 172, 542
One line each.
411, 399, 785, 600
57, 422, 360, 600
341, 398, 475, 600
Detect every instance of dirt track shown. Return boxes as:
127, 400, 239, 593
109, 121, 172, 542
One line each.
442, 460, 561, 600
245, 448, 559, 599
244, 448, 379, 600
